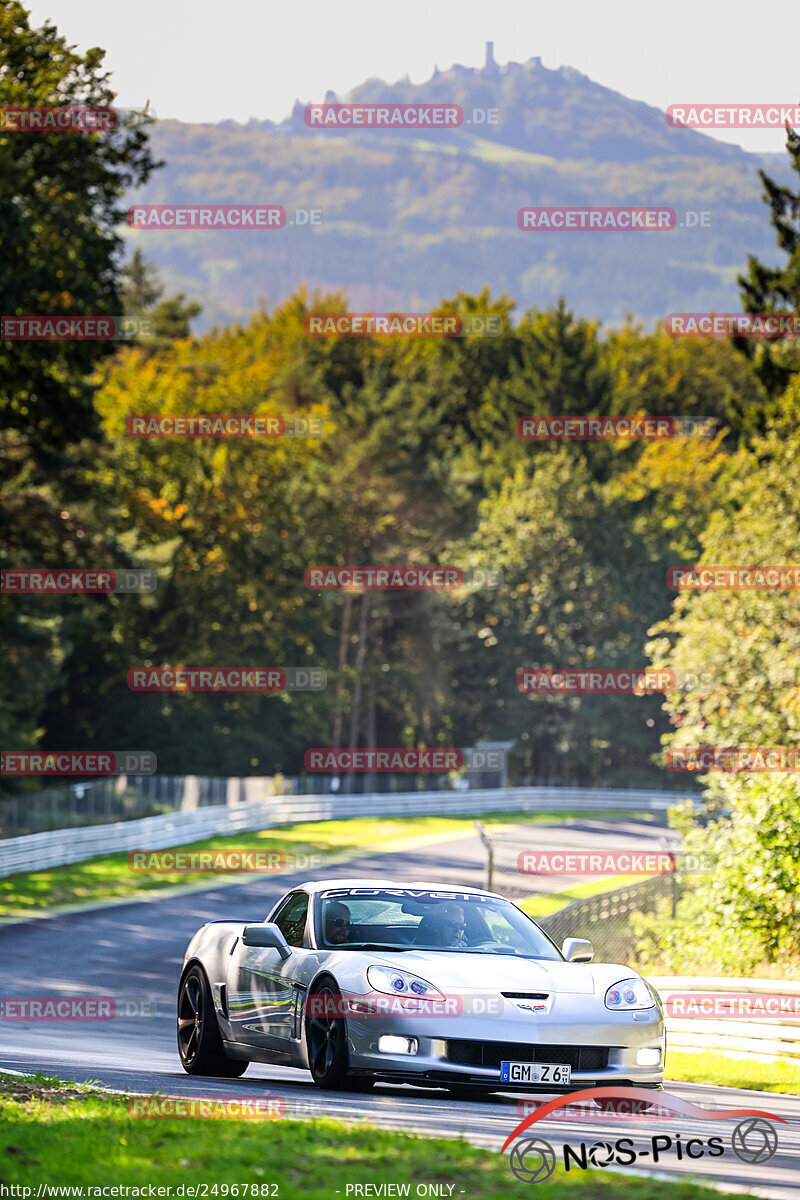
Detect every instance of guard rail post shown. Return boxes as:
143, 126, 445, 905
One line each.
474, 821, 494, 891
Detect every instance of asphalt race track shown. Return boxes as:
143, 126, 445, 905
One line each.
1, 820, 798, 1197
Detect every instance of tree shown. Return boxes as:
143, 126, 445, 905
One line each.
122, 249, 202, 338
437, 451, 671, 786
735, 122, 800, 401
606, 317, 767, 444
0, 3, 160, 777
643, 382, 800, 970
0, 1, 159, 459
121, 248, 163, 312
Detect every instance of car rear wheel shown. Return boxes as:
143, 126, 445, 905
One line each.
306, 980, 370, 1091
178, 965, 248, 1077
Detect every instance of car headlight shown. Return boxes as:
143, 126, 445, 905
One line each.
605, 977, 656, 1011
367, 965, 443, 999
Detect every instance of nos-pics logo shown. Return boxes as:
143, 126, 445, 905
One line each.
503, 1089, 782, 1182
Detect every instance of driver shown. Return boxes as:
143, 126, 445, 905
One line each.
324, 901, 352, 945
438, 903, 467, 948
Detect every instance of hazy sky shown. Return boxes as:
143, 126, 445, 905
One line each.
27, 0, 800, 153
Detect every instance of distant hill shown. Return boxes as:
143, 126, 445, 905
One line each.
125, 45, 789, 331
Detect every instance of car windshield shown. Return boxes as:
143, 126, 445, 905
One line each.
316, 888, 561, 958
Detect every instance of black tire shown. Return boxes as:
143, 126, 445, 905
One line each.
305, 979, 367, 1091
177, 965, 248, 1077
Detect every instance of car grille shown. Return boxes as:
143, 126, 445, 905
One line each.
500, 992, 550, 1000
445, 1040, 610, 1072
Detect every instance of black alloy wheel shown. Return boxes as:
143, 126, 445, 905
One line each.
177, 965, 248, 1077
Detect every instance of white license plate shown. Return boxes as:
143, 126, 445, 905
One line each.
500, 1060, 571, 1085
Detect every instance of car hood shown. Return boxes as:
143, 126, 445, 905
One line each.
364, 950, 599, 994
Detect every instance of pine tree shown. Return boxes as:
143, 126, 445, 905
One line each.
735, 123, 800, 400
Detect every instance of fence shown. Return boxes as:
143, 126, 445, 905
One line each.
0, 770, 699, 839
474, 819, 685, 963
538, 877, 679, 964
0, 775, 283, 838
0, 784, 694, 879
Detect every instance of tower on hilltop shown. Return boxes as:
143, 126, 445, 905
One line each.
485, 41, 497, 71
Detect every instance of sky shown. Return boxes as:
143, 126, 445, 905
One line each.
26, 0, 800, 153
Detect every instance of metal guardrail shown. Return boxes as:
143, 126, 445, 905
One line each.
649, 977, 800, 1061
0, 785, 690, 878
3, 787, 796, 1064
0, 774, 282, 838
0, 773, 698, 838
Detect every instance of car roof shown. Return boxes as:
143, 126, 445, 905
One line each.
300, 878, 501, 899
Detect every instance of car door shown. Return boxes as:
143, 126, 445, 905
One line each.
227, 891, 310, 1054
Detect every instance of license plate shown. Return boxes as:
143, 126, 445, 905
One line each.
500, 1060, 571, 1085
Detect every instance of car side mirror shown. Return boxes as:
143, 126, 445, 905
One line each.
242, 922, 292, 959
562, 937, 594, 963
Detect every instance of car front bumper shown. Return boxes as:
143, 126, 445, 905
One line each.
343, 1004, 665, 1089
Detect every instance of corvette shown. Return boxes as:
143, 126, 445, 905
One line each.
177, 878, 665, 1100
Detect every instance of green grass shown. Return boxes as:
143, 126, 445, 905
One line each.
0, 809, 655, 919
666, 1049, 800, 1095
518, 874, 646, 918
0, 1072, 755, 1198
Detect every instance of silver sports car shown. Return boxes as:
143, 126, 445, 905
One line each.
177, 878, 665, 1098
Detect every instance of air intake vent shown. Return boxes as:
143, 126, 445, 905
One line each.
446, 1040, 611, 1072
501, 992, 549, 1000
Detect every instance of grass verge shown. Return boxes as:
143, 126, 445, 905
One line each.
0, 1072, 755, 1198
666, 1049, 800, 1095
0, 809, 653, 919
518, 874, 645, 919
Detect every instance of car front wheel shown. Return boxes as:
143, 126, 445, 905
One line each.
305, 980, 372, 1091
177, 965, 248, 1077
